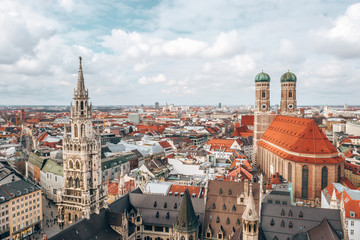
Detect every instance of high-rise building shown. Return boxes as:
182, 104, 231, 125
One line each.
218, 102, 221, 109
57, 57, 108, 227
155, 102, 159, 109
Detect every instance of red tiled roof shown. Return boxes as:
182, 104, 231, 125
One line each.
341, 177, 356, 189
260, 116, 337, 155
344, 162, 360, 175
158, 140, 172, 149
207, 139, 242, 150
241, 115, 254, 126
168, 185, 204, 198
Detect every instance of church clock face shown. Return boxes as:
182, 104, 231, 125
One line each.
288, 104, 293, 109
261, 104, 267, 110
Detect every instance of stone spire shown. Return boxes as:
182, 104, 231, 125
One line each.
330, 188, 338, 209
174, 188, 200, 233
242, 183, 258, 222
77, 56, 86, 95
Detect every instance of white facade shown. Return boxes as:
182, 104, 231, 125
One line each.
40, 170, 64, 202
347, 122, 360, 137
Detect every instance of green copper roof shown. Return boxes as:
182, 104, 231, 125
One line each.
174, 188, 200, 233
281, 71, 297, 82
255, 72, 270, 82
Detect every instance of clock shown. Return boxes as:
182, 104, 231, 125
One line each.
288, 104, 293, 109
261, 104, 267, 109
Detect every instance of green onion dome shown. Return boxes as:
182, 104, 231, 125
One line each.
280, 71, 297, 82
255, 71, 270, 82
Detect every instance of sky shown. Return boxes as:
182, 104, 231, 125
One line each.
0, 0, 359, 106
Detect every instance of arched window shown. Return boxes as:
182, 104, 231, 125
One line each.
75, 161, 80, 170
302, 165, 309, 199
288, 162, 292, 182
189, 236, 193, 240
69, 160, 73, 169
289, 91, 292, 98
75, 178, 80, 188
262, 91, 266, 98
68, 177, 73, 188
338, 165, 341, 182
321, 166, 328, 189
74, 124, 78, 138
80, 101, 84, 111
180, 236, 185, 240
68, 213, 71, 222
81, 124, 85, 137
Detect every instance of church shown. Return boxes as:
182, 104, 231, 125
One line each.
253, 71, 344, 204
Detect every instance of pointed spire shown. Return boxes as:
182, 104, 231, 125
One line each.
76, 56, 86, 95
330, 188, 338, 209
242, 183, 259, 222
174, 188, 200, 233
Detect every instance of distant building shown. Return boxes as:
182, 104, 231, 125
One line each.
128, 113, 140, 124
155, 102, 160, 109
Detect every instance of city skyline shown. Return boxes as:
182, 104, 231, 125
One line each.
1, 0, 359, 106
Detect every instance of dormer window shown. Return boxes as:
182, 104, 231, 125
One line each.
281, 209, 285, 216
153, 201, 157, 208
350, 211, 355, 218
270, 219, 274, 226
299, 211, 303, 219
174, 203, 177, 209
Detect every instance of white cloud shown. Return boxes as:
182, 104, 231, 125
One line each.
138, 74, 167, 85
315, 3, 360, 58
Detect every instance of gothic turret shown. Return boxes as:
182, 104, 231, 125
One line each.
173, 188, 200, 240
242, 183, 259, 240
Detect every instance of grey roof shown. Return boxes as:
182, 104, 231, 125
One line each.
128, 191, 205, 227
0, 179, 40, 203
174, 188, 200, 232
261, 203, 344, 240
49, 208, 120, 240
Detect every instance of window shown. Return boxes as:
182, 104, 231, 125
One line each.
351, 221, 354, 226
223, 204, 226, 210
153, 201, 157, 208
351, 230, 354, 235
232, 205, 236, 212
338, 165, 341, 183
321, 166, 328, 190
228, 189, 232, 195
288, 162, 292, 182
262, 91, 266, 98
289, 221, 293, 229
219, 188, 223, 194
281, 209, 285, 216
288, 210, 293, 217
226, 218, 230, 225
216, 216, 220, 223
212, 203, 216, 210
53, 189, 57, 194
75, 178, 80, 188
281, 220, 285, 228
270, 219, 274, 226
289, 91, 292, 98
299, 211, 303, 219
174, 203, 177, 209
302, 165, 309, 199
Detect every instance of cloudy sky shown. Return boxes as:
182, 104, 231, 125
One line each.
1, 0, 359, 106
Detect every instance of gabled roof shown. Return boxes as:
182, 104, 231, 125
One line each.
258, 116, 343, 164
261, 116, 337, 155
307, 218, 341, 240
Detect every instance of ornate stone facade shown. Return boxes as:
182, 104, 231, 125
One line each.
57, 57, 108, 226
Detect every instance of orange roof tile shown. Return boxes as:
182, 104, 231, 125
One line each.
168, 185, 204, 198
241, 115, 254, 126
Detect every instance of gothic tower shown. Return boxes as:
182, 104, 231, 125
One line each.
280, 71, 297, 114
253, 71, 274, 165
57, 57, 108, 226
241, 183, 259, 240
173, 188, 200, 240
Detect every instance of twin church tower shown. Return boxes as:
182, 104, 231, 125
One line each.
253, 70, 298, 164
